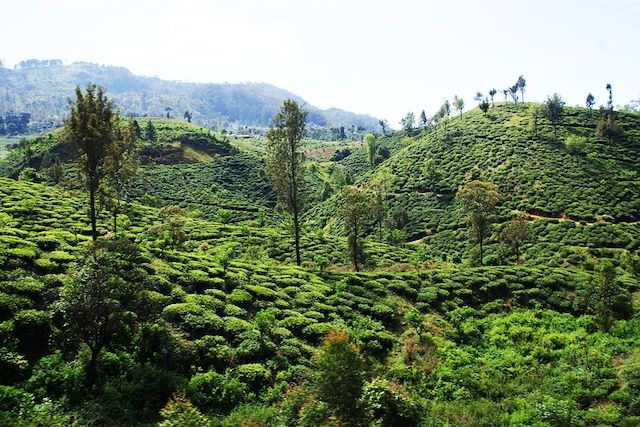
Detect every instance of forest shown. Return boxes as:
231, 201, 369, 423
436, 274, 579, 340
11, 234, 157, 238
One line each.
0, 77, 639, 427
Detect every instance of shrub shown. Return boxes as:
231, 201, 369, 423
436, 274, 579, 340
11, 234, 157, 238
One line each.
565, 135, 587, 154
187, 370, 249, 413
360, 378, 419, 426
313, 331, 365, 422
159, 391, 211, 427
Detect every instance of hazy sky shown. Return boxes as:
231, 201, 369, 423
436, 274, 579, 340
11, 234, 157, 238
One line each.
2, 0, 639, 124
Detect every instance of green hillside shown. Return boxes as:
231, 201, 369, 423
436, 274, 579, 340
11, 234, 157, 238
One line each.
308, 103, 640, 266
1, 177, 639, 426
1, 98, 640, 426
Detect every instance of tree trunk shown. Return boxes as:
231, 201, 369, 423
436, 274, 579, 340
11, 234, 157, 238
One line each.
353, 219, 359, 272
87, 345, 101, 385
88, 175, 98, 241
293, 208, 301, 266
479, 234, 484, 266
290, 140, 301, 266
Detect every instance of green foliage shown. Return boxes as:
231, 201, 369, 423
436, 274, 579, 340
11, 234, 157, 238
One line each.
565, 134, 587, 155
266, 100, 308, 266
159, 391, 211, 427
314, 331, 365, 423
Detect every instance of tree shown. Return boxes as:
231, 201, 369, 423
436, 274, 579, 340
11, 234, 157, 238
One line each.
606, 83, 613, 110
154, 205, 189, 248
266, 100, 308, 266
340, 187, 372, 272
378, 119, 388, 135
596, 108, 623, 142
365, 134, 379, 166
99, 121, 138, 235
314, 331, 365, 423
577, 261, 633, 331
183, 110, 192, 123
419, 110, 428, 127
489, 88, 497, 107
457, 180, 500, 266
453, 95, 464, 117
586, 93, 595, 119
144, 120, 157, 142
529, 104, 544, 140
59, 242, 139, 384
502, 89, 508, 103
474, 92, 484, 103
509, 84, 519, 108
339, 126, 346, 140
422, 158, 440, 190
500, 214, 531, 263
543, 93, 565, 140
64, 85, 118, 241
401, 112, 415, 132
165, 107, 172, 118
132, 119, 141, 138
479, 98, 490, 115
517, 75, 526, 102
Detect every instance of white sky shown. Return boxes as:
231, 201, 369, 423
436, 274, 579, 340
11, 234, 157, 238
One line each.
1, 0, 639, 124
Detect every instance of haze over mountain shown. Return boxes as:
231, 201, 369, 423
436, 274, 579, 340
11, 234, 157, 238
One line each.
0, 60, 380, 132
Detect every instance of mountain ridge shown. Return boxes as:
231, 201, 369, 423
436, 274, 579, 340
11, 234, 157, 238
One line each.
0, 60, 380, 132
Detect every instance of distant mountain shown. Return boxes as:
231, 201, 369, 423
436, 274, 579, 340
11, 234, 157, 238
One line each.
0, 60, 379, 132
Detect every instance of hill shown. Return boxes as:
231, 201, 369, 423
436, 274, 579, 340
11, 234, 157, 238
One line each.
1, 99, 640, 426
308, 103, 640, 266
0, 60, 380, 133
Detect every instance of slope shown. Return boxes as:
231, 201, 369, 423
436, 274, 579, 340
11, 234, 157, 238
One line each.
307, 103, 640, 265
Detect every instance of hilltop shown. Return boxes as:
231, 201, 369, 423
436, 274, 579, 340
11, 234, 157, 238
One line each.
0, 60, 380, 133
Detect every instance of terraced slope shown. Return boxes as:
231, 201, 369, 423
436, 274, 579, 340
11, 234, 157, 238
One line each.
308, 104, 640, 265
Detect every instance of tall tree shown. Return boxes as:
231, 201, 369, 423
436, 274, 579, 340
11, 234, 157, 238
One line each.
543, 93, 565, 140
183, 110, 192, 123
59, 240, 141, 384
132, 119, 141, 138
517, 75, 526, 102
401, 112, 415, 132
419, 110, 428, 127
266, 100, 308, 266
365, 134, 379, 166
340, 187, 372, 272
479, 97, 490, 115
502, 89, 508, 103
586, 93, 595, 119
453, 95, 465, 117
165, 107, 172, 118
489, 88, 497, 107
509, 84, 519, 108
500, 213, 531, 264
99, 121, 138, 235
144, 120, 157, 142
378, 119, 387, 135
606, 83, 613, 110
529, 104, 544, 141
64, 85, 118, 241
457, 180, 500, 266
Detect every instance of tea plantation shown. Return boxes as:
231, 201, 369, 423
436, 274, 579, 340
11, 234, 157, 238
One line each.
0, 103, 639, 426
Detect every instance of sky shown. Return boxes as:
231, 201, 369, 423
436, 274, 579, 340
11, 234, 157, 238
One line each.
1, 0, 639, 125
